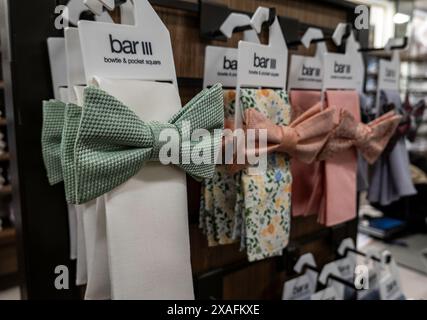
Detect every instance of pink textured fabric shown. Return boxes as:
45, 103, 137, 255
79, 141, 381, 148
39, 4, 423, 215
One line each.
289, 90, 324, 218
317, 110, 401, 164
318, 90, 361, 226
243, 103, 335, 163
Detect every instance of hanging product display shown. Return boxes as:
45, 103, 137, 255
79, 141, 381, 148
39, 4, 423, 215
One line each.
41, 100, 66, 185
289, 91, 324, 218
368, 45, 417, 206
71, 84, 224, 204
199, 12, 259, 248
238, 88, 291, 262
28, 0, 423, 302
369, 90, 417, 205
200, 90, 240, 247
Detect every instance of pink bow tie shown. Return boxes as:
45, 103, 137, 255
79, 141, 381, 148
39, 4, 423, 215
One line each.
317, 109, 402, 164
225, 103, 336, 172
244, 103, 336, 163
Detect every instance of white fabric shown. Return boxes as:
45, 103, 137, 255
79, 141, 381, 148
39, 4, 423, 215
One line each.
75, 204, 87, 285
84, 196, 111, 299
58, 86, 78, 261
75, 85, 111, 298
75, 199, 99, 286
67, 204, 78, 260
95, 78, 194, 300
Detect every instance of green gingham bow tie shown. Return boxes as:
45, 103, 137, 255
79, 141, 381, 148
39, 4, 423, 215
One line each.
41, 100, 66, 185
61, 103, 82, 204
72, 83, 224, 204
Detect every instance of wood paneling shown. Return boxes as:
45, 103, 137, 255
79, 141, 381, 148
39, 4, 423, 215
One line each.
154, 0, 349, 79
151, 0, 359, 299
0, 228, 17, 276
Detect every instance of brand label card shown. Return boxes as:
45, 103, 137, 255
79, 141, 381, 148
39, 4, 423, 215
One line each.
65, 28, 86, 104
237, 41, 287, 89
203, 46, 238, 88
379, 273, 404, 300
79, 23, 175, 82
323, 52, 363, 91
288, 55, 323, 90
47, 38, 68, 100
78, 1, 177, 84
311, 287, 340, 300
282, 270, 318, 300
378, 58, 399, 91
357, 264, 380, 300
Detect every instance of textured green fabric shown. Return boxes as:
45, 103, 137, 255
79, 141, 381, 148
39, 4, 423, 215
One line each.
72, 83, 224, 204
61, 103, 82, 203
42, 99, 66, 185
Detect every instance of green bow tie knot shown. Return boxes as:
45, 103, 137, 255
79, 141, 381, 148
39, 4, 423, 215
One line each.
72, 83, 224, 204
146, 121, 178, 161
61, 103, 82, 204
41, 99, 66, 185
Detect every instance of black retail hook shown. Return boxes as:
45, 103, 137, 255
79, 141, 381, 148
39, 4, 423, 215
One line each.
341, 247, 389, 264
287, 23, 352, 48
358, 36, 408, 52
287, 23, 407, 52
300, 263, 355, 289
208, 7, 276, 38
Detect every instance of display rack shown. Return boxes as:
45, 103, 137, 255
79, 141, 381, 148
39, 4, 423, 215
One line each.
0, 12, 17, 291
0, 0, 367, 299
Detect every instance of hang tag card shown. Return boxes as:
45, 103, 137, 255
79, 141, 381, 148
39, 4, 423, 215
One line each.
63, 0, 114, 26
204, 47, 239, 88
322, 24, 364, 92
377, 53, 400, 91
84, 0, 104, 16
288, 54, 323, 90
65, 0, 132, 102
379, 251, 405, 300
288, 28, 327, 90
311, 287, 340, 300
237, 8, 288, 90
334, 249, 357, 300
323, 50, 363, 91
237, 38, 287, 89
78, 0, 177, 85
357, 254, 381, 300
379, 273, 405, 300
58, 87, 70, 104
63, 0, 91, 26
234, 6, 287, 139
65, 28, 86, 104
318, 262, 346, 300
282, 270, 318, 300
47, 38, 68, 100
203, 13, 260, 89
120, 0, 135, 25
335, 255, 357, 281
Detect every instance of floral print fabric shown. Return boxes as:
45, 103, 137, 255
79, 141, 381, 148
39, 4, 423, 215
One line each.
199, 90, 241, 246
199, 89, 292, 262
239, 89, 292, 262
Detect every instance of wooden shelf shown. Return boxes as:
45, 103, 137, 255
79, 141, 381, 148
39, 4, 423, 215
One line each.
407, 76, 427, 81
401, 54, 427, 63
407, 90, 427, 95
368, 52, 427, 63
0, 227, 15, 245
0, 185, 12, 195
0, 153, 10, 161
369, 51, 392, 59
